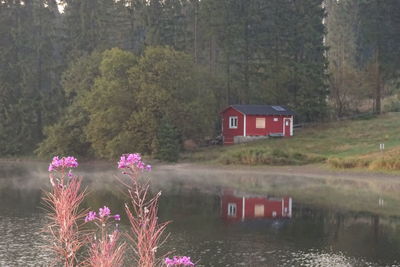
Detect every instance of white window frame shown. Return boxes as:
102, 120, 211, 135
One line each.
227, 203, 237, 217
229, 116, 238, 129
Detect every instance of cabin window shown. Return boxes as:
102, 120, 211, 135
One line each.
285, 120, 289, 126
254, 204, 265, 217
256, 118, 265, 129
227, 203, 237, 217
273, 118, 279, 122
229, 116, 238, 129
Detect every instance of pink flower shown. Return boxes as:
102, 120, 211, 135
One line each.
117, 153, 151, 172
99, 206, 111, 218
48, 156, 79, 172
113, 214, 121, 221
85, 211, 97, 222
165, 256, 195, 266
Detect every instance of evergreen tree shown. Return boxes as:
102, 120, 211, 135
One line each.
0, 0, 63, 155
357, 0, 400, 114
155, 119, 180, 162
63, 0, 121, 59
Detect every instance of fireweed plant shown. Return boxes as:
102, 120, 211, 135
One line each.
43, 156, 87, 267
43, 154, 195, 267
84, 206, 126, 267
117, 153, 171, 267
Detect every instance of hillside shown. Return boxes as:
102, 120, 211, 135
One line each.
183, 112, 400, 171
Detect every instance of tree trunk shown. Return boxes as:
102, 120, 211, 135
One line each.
193, 2, 198, 63
374, 51, 381, 114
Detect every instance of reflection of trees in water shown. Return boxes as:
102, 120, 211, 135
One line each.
83, 188, 127, 219
287, 205, 400, 264
158, 187, 220, 224
0, 186, 42, 214
0, 163, 30, 178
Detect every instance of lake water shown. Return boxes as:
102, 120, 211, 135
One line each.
1, 161, 400, 266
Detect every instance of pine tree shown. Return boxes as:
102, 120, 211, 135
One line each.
155, 119, 180, 162
357, 0, 400, 114
0, 0, 63, 155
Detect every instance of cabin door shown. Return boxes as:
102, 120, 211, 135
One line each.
283, 118, 291, 137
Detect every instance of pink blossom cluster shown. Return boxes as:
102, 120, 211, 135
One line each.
165, 256, 195, 266
48, 156, 79, 172
85, 211, 97, 222
117, 153, 151, 171
99, 206, 111, 217
85, 206, 121, 222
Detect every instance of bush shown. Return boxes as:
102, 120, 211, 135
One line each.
218, 148, 325, 166
328, 157, 370, 169
369, 157, 400, 171
328, 156, 400, 171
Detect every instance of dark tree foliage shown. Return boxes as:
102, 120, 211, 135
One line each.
7, 0, 390, 157
154, 119, 181, 162
0, 0, 63, 155
200, 0, 327, 121
357, 0, 400, 114
37, 47, 218, 159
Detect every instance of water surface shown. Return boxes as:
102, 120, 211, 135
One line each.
1, 161, 399, 266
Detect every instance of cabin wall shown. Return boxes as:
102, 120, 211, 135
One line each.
221, 191, 292, 221
246, 115, 292, 136
246, 115, 268, 136
221, 107, 244, 145
221, 106, 294, 145
244, 197, 283, 218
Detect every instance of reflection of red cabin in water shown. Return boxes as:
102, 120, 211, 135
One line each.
220, 189, 292, 221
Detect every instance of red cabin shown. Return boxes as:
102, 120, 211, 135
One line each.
221, 105, 295, 145
220, 189, 292, 222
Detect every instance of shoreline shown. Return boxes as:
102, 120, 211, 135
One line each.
2, 156, 400, 177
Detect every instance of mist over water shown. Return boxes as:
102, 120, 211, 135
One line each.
1, 161, 400, 266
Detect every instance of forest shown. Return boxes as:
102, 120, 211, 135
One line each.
0, 0, 399, 160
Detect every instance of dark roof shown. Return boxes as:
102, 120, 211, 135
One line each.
229, 105, 295, 116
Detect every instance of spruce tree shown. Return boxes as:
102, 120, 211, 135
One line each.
155, 119, 180, 162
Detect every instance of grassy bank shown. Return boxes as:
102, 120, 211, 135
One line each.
183, 112, 400, 171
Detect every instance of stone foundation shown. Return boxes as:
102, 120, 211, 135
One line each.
233, 135, 269, 144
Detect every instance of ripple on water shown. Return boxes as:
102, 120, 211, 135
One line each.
0, 214, 52, 266
165, 233, 400, 267
280, 249, 400, 267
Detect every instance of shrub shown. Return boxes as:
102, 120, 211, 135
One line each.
369, 157, 400, 171
219, 148, 324, 166
328, 157, 371, 169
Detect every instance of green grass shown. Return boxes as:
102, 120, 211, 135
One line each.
182, 112, 400, 170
